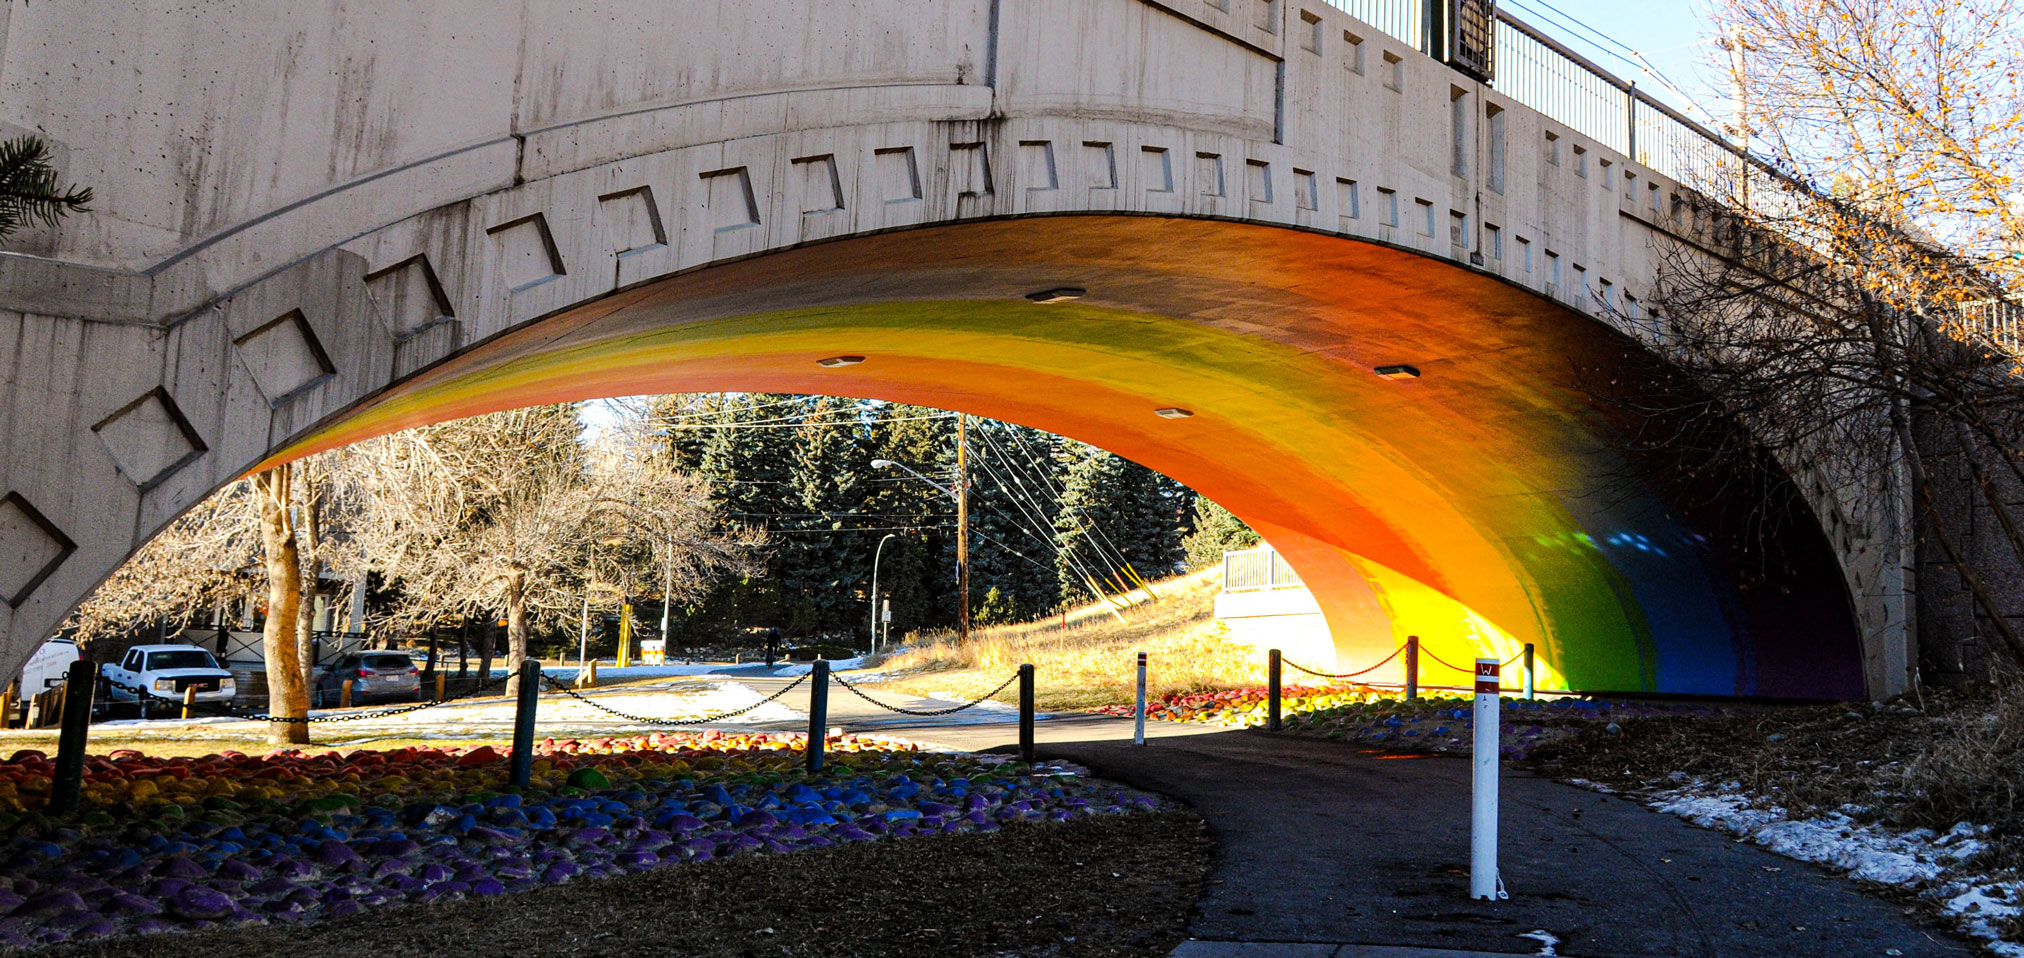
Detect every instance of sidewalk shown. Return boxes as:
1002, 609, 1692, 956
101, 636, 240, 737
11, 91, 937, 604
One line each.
1027, 730, 1973, 958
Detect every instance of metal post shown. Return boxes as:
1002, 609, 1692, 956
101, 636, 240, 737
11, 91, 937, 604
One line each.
1133, 652, 1148, 746
871, 533, 897, 652
434, 672, 447, 703
1405, 635, 1420, 701
1523, 643, 1536, 701
181, 686, 197, 719
806, 660, 831, 772
1268, 649, 1283, 732
340, 679, 353, 710
1471, 657, 1503, 901
1018, 664, 1035, 763
49, 661, 95, 815
510, 658, 539, 788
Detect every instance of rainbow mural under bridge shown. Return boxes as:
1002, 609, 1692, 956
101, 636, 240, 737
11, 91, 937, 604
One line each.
269, 216, 1863, 699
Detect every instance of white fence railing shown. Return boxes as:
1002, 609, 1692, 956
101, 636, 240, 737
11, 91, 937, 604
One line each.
1222, 546, 1304, 592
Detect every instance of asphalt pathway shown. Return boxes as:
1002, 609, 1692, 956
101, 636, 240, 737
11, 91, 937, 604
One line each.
1033, 730, 1975, 958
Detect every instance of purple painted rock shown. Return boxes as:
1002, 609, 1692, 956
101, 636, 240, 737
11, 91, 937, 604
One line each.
370, 838, 422, 858
383, 875, 424, 894
45, 908, 107, 934
571, 827, 611, 845
146, 877, 191, 899
155, 856, 207, 881
966, 810, 992, 826
471, 879, 507, 897
735, 810, 777, 829
102, 892, 162, 917
369, 858, 413, 880
261, 898, 304, 917
495, 863, 532, 881
132, 917, 175, 935
0, 889, 22, 913
15, 890, 86, 917
328, 900, 361, 920
465, 826, 513, 845
313, 840, 362, 870
617, 850, 659, 870
831, 826, 876, 842
633, 829, 671, 848
415, 863, 453, 883
540, 862, 578, 883
272, 858, 316, 881
763, 839, 792, 854
664, 814, 705, 833
965, 794, 993, 812
169, 885, 236, 921
420, 881, 469, 901
918, 802, 958, 817
453, 864, 488, 883
217, 859, 261, 882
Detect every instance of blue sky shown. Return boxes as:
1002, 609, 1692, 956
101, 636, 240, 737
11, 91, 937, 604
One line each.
1499, 0, 1727, 120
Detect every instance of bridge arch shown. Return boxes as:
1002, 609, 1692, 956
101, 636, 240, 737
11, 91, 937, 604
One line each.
0, 0, 1893, 695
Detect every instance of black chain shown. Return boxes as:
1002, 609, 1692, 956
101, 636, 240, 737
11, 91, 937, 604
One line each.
101, 670, 513, 724
1285, 645, 1402, 680
536, 673, 808, 725
831, 671, 1020, 716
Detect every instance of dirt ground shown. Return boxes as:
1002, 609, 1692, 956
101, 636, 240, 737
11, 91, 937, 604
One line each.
31, 810, 1212, 958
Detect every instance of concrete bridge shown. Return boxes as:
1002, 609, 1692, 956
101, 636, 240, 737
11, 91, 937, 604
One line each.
0, 0, 1910, 698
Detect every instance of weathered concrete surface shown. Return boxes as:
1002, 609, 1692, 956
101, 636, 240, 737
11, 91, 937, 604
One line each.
0, 0, 1910, 696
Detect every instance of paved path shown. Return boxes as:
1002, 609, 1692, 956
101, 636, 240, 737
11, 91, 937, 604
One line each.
1031, 730, 1973, 958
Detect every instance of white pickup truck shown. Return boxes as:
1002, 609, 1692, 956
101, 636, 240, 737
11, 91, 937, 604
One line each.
99, 644, 236, 718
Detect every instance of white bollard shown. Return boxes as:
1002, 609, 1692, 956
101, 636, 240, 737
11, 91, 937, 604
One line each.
1471, 657, 1505, 901
1134, 651, 1148, 746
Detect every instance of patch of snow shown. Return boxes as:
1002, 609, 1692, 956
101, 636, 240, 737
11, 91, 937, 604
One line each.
1648, 784, 2020, 953
1517, 929, 1560, 956
772, 656, 868, 676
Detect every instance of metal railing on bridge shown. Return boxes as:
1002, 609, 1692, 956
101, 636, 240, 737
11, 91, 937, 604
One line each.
1221, 546, 1304, 592
1323, 1, 1743, 189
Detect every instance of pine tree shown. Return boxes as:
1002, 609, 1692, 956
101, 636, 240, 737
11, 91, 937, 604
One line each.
863, 404, 959, 634
1182, 497, 1260, 568
0, 136, 91, 240
781, 396, 868, 635
968, 421, 1061, 620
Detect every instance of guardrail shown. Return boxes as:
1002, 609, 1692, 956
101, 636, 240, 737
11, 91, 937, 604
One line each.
1221, 546, 1304, 591
1325, 1, 1745, 188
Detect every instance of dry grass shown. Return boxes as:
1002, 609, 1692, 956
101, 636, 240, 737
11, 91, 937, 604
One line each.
1530, 679, 2024, 839
874, 569, 1268, 710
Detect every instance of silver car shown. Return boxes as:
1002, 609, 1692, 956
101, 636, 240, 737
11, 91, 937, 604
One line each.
312, 651, 422, 707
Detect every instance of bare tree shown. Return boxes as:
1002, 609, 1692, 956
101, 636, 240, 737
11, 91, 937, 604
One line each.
1609, 0, 2024, 680
353, 403, 758, 697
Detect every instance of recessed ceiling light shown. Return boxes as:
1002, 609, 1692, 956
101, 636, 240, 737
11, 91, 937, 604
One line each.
1374, 364, 1421, 380
1025, 287, 1086, 304
1154, 407, 1194, 419
816, 356, 866, 368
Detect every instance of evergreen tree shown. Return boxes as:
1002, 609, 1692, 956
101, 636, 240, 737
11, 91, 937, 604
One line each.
968, 421, 1061, 620
781, 396, 868, 634
1053, 443, 1189, 601
863, 404, 959, 634
1183, 497, 1260, 568
0, 136, 91, 240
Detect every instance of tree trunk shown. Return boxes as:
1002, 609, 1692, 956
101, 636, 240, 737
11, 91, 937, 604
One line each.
254, 465, 311, 745
477, 614, 497, 686
505, 573, 531, 698
294, 481, 322, 700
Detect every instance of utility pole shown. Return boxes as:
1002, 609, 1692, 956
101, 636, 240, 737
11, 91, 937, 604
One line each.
956, 414, 970, 644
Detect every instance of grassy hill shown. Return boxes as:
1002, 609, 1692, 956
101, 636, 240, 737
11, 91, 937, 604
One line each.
872, 568, 1270, 711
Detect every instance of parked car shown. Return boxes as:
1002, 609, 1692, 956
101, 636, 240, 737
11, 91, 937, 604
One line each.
99, 644, 235, 718
312, 651, 421, 707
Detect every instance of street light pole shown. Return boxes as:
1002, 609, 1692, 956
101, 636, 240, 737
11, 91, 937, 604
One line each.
870, 533, 898, 653
870, 444, 970, 644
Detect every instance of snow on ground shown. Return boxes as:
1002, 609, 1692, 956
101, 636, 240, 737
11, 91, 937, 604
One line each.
1643, 784, 2024, 955
772, 656, 869, 676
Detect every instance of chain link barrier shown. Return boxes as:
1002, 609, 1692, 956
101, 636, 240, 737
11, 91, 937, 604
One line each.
101, 669, 513, 725
536, 673, 808, 726
1284, 645, 1402, 680
831, 671, 1020, 716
